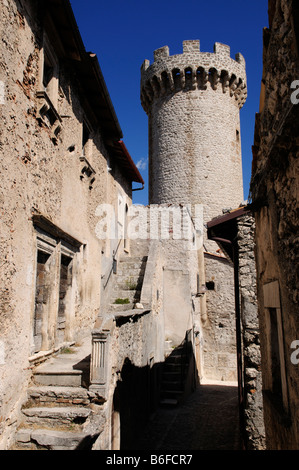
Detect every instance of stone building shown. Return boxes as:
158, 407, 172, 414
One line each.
0, 0, 149, 450
140, 40, 247, 383
1, 0, 282, 453
0, 0, 200, 451
207, 207, 266, 450
250, 0, 299, 449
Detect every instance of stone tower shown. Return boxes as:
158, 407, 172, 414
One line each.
141, 40, 246, 216
141, 40, 247, 381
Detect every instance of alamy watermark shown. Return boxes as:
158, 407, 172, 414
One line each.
290, 80, 299, 104
0, 341, 5, 365
290, 340, 299, 365
0, 81, 5, 105
95, 203, 203, 249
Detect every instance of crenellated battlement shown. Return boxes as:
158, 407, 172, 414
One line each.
140, 40, 247, 113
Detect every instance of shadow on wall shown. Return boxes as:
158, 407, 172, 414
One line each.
114, 335, 199, 450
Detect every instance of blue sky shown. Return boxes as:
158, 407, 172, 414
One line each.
70, 0, 269, 205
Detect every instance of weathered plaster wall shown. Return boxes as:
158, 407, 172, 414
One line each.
0, 0, 132, 448
251, 0, 299, 450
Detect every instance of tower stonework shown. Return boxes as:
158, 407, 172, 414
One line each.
141, 40, 246, 217
141, 40, 247, 381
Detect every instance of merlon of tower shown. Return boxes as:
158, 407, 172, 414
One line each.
141, 40, 247, 113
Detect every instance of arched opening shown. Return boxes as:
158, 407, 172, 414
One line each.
161, 70, 170, 93
184, 67, 193, 89
172, 68, 181, 89
208, 67, 218, 90
151, 75, 161, 96
220, 69, 229, 92
196, 66, 206, 89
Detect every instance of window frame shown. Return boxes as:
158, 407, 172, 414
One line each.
263, 280, 288, 412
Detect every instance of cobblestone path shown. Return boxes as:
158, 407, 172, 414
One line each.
135, 381, 241, 451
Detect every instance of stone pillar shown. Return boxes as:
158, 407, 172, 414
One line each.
237, 214, 266, 450
89, 318, 114, 400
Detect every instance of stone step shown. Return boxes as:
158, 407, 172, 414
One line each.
109, 302, 135, 312
15, 428, 88, 450
112, 290, 141, 301
116, 269, 145, 278
113, 286, 141, 295
22, 406, 91, 427
114, 280, 143, 291
161, 380, 183, 391
27, 386, 90, 406
161, 384, 183, 394
119, 255, 147, 264
33, 369, 83, 387
117, 262, 146, 272
160, 398, 179, 407
165, 354, 188, 365
163, 362, 182, 372
32, 351, 91, 387
129, 241, 149, 258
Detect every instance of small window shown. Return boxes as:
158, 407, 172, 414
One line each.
42, 35, 59, 108
82, 121, 91, 159
263, 281, 288, 411
43, 51, 54, 90
206, 281, 215, 291
268, 308, 283, 398
57, 254, 73, 342
236, 129, 240, 141
33, 250, 52, 353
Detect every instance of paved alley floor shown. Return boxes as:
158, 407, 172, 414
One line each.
135, 380, 241, 451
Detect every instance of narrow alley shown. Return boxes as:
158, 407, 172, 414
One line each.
135, 381, 241, 451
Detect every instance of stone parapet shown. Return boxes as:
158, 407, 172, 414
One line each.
141, 40, 247, 113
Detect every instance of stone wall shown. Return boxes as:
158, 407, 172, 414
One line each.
237, 214, 265, 450
141, 40, 246, 219
251, 0, 299, 449
141, 40, 247, 383
0, 0, 134, 449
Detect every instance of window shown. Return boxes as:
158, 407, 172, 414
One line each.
57, 249, 73, 344
206, 281, 215, 291
33, 250, 52, 353
82, 121, 90, 157
36, 33, 62, 141
32, 222, 80, 355
33, 229, 57, 354
268, 307, 283, 398
42, 34, 59, 108
263, 281, 288, 411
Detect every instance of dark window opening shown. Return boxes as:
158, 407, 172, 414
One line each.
33, 250, 51, 353
57, 254, 73, 340
269, 307, 283, 399
43, 52, 54, 90
206, 281, 215, 291
82, 122, 90, 155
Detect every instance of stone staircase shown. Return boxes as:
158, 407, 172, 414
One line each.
12, 242, 151, 450
109, 254, 148, 312
13, 338, 101, 450
160, 344, 191, 407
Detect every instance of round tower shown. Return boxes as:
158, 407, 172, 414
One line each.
141, 40, 248, 382
141, 40, 247, 221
